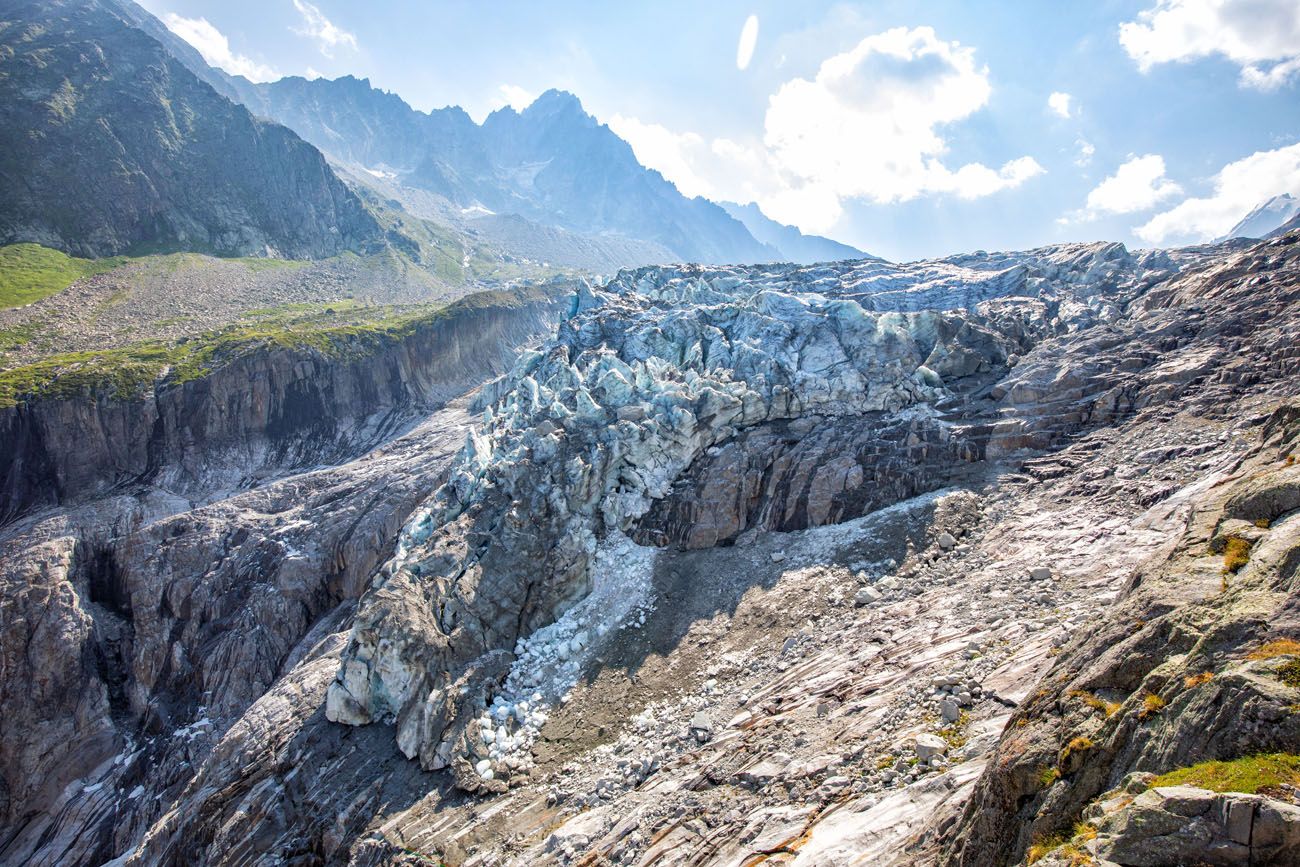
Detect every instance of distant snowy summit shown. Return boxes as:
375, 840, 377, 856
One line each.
1221, 193, 1300, 240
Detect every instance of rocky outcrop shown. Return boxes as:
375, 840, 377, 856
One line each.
0, 0, 384, 258
0, 286, 569, 524
1079, 784, 1300, 866
0, 404, 475, 864
942, 411, 1300, 864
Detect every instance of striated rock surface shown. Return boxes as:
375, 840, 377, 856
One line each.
0, 286, 567, 864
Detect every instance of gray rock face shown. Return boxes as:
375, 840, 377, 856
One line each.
226, 74, 775, 265
3, 231, 1299, 866
1090, 786, 1300, 866
942, 234, 1300, 867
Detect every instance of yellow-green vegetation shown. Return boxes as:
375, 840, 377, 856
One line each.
1184, 671, 1214, 689
1139, 692, 1166, 719
938, 711, 971, 751
1222, 536, 1253, 573
1149, 753, 1300, 794
1277, 660, 1300, 689
1254, 518, 1271, 529
1037, 765, 1061, 788
1026, 834, 1067, 864
1070, 689, 1121, 717
0, 243, 126, 309
1026, 834, 1093, 866
1025, 821, 1100, 865
0, 299, 447, 407
1249, 638, 1300, 660
1248, 640, 1300, 688
0, 286, 557, 408
1059, 736, 1095, 767
0, 322, 48, 356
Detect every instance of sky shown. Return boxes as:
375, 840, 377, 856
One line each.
138, 0, 1300, 261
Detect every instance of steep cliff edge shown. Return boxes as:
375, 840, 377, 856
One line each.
0, 286, 569, 524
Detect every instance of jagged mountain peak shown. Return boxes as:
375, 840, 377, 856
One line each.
1221, 191, 1300, 240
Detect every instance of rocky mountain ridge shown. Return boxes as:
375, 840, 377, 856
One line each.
1223, 193, 1300, 241
230, 75, 778, 265
719, 201, 871, 265
0, 0, 386, 260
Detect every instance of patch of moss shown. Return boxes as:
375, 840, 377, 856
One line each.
0, 243, 126, 309
938, 711, 971, 751
0, 321, 48, 354
1249, 639, 1300, 660
1277, 660, 1300, 689
1139, 692, 1166, 720
1069, 689, 1121, 717
1222, 536, 1252, 573
1060, 735, 1095, 768
1037, 765, 1061, 788
1149, 753, 1300, 794
1183, 671, 1214, 689
1027, 835, 1093, 865
1026, 834, 1067, 865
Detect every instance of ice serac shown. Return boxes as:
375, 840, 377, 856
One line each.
326, 242, 1185, 782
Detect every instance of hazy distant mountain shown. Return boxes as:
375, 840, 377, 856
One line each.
719, 201, 872, 264
1222, 193, 1300, 241
218, 75, 775, 265
0, 0, 384, 259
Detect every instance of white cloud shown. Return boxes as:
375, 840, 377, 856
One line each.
1081, 154, 1183, 218
610, 26, 1042, 235
291, 0, 357, 58
1075, 137, 1096, 167
162, 13, 278, 82
607, 115, 717, 199
1120, 0, 1300, 90
1137, 142, 1300, 243
1048, 91, 1073, 118
736, 15, 760, 71
492, 84, 537, 112
762, 26, 1043, 220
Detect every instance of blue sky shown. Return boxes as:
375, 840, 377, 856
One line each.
139, 0, 1300, 261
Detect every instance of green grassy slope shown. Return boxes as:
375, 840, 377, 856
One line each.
0, 244, 126, 308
